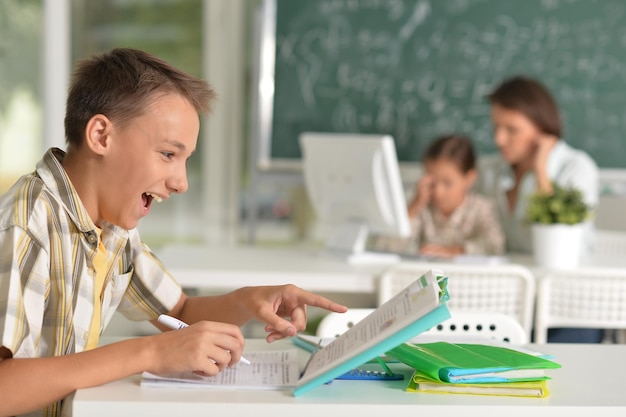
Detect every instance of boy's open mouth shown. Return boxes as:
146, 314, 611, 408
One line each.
142, 192, 163, 209
142, 192, 153, 209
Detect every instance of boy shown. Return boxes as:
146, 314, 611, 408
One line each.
0, 48, 347, 417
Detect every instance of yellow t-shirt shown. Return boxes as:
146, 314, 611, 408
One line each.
85, 230, 108, 350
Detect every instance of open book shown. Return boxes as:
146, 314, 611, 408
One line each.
293, 269, 450, 396
141, 269, 450, 394
141, 350, 299, 390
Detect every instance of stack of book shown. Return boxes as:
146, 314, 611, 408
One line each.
386, 342, 561, 398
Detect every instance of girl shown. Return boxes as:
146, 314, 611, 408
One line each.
378, 134, 504, 258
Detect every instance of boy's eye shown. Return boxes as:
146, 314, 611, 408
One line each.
162, 152, 174, 159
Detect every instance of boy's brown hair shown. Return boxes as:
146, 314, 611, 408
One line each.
424, 134, 476, 174
486, 75, 562, 138
64, 48, 216, 147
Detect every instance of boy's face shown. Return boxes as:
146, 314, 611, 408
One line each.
98, 93, 199, 229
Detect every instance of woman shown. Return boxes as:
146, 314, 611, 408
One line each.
480, 76, 601, 343
478, 75, 598, 254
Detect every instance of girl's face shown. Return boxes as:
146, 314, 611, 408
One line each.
491, 104, 542, 165
424, 158, 476, 216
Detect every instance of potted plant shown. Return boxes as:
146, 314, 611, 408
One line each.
526, 184, 592, 269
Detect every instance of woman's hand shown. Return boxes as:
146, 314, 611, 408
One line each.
533, 134, 558, 194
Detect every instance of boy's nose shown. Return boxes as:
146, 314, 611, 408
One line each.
168, 167, 189, 194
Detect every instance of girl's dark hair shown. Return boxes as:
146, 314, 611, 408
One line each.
64, 48, 217, 147
486, 75, 562, 138
423, 134, 476, 174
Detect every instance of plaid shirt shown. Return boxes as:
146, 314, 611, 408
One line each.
0, 148, 182, 417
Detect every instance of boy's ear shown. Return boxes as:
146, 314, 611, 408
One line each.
84, 114, 113, 155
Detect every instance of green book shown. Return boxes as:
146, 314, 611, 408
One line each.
386, 342, 561, 383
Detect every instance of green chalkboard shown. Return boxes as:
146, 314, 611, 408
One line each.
263, 0, 626, 168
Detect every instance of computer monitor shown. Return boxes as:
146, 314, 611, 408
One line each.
300, 132, 411, 264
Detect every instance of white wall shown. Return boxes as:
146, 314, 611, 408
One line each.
597, 170, 626, 231
202, 0, 247, 246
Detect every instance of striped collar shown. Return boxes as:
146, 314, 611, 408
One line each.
36, 148, 129, 246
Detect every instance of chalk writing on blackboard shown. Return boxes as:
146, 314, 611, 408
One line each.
260, 0, 626, 168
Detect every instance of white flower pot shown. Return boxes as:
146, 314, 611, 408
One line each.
532, 223, 584, 269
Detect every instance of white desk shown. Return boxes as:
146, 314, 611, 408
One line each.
72, 339, 626, 417
508, 253, 626, 272
156, 245, 390, 293
156, 245, 626, 296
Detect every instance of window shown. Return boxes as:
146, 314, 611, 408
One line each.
71, 0, 205, 246
0, 0, 43, 194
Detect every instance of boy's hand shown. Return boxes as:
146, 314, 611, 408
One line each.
238, 285, 347, 343
147, 320, 245, 376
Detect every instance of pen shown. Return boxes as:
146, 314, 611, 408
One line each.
157, 314, 252, 365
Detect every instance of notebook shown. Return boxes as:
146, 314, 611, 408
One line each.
407, 370, 550, 398
141, 349, 299, 390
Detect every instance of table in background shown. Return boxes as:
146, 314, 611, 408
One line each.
155, 245, 389, 294
156, 245, 626, 295
72, 339, 626, 417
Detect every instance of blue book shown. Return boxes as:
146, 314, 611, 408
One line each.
293, 269, 450, 396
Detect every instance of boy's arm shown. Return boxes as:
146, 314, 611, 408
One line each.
0, 320, 245, 416
168, 286, 347, 343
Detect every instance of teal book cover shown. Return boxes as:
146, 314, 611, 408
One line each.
293, 270, 450, 396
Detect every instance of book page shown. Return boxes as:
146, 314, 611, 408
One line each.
141, 349, 299, 390
299, 271, 445, 385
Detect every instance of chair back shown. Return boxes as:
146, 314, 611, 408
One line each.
377, 262, 536, 340
593, 229, 626, 258
425, 311, 527, 344
316, 308, 375, 338
316, 309, 527, 344
534, 267, 626, 343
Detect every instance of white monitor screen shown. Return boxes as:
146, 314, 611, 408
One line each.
300, 132, 411, 264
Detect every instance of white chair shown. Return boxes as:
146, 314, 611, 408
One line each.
316, 308, 374, 338
377, 262, 536, 341
316, 309, 527, 344
425, 311, 527, 344
534, 267, 626, 344
593, 229, 626, 258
